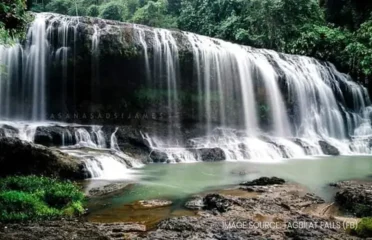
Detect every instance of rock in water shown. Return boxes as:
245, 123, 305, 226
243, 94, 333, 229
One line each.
137, 199, 172, 208
88, 183, 130, 197
319, 140, 340, 156
185, 196, 204, 210
240, 177, 285, 186
0, 137, 89, 179
193, 148, 226, 161
149, 150, 169, 163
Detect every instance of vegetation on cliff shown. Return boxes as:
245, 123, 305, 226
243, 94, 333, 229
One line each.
0, 0, 30, 43
22, 0, 372, 85
0, 176, 84, 222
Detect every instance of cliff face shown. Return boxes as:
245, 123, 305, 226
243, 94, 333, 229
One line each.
0, 13, 371, 145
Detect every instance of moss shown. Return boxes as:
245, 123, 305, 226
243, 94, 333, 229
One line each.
349, 218, 372, 238
0, 176, 84, 222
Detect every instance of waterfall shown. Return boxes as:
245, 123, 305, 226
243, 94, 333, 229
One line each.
1, 13, 372, 166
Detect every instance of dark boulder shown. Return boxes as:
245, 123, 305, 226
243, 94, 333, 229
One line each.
331, 181, 372, 217
0, 137, 89, 179
240, 177, 285, 186
34, 126, 76, 147
203, 194, 232, 213
319, 140, 340, 156
149, 150, 169, 163
193, 148, 226, 161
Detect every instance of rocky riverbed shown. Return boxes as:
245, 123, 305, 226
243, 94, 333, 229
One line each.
1, 177, 369, 239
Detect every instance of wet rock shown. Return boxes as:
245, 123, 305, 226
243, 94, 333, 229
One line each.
137, 199, 172, 208
88, 183, 130, 197
34, 126, 76, 147
331, 180, 372, 217
319, 140, 340, 156
149, 150, 169, 163
185, 196, 204, 210
193, 148, 226, 161
0, 125, 19, 138
112, 126, 152, 162
0, 137, 89, 179
240, 177, 285, 186
203, 194, 233, 213
293, 138, 313, 155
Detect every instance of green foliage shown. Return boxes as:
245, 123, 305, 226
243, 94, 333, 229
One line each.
87, 5, 100, 17
179, 0, 323, 51
0, 0, 30, 43
45, 0, 72, 15
132, 0, 177, 28
349, 218, 372, 238
99, 1, 128, 21
0, 176, 84, 222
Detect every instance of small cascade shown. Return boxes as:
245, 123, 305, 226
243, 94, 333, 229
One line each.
110, 127, 120, 150
63, 149, 136, 180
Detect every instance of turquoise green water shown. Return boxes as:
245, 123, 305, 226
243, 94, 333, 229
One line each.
86, 156, 372, 214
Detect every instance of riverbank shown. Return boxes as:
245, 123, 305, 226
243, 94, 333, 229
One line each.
2, 177, 370, 239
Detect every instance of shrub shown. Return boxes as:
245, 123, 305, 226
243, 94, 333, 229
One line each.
0, 176, 84, 222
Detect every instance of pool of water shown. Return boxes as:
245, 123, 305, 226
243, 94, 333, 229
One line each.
86, 155, 372, 223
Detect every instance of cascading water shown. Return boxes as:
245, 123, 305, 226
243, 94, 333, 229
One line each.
1, 13, 372, 169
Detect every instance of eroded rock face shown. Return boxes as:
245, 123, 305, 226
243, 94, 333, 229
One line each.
331, 180, 372, 217
319, 140, 340, 156
0, 137, 89, 179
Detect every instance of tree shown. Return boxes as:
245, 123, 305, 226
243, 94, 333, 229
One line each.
132, 0, 177, 28
87, 5, 100, 17
99, 1, 128, 21
45, 0, 72, 15
322, 0, 372, 30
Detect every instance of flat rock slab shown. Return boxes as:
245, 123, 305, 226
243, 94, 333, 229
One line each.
88, 183, 130, 197
137, 199, 173, 208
